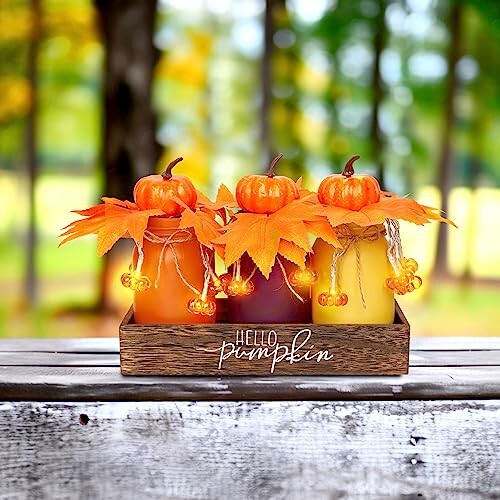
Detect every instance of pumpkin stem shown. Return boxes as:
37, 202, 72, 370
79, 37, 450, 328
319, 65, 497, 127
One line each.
162, 157, 184, 179
267, 153, 284, 177
342, 155, 360, 178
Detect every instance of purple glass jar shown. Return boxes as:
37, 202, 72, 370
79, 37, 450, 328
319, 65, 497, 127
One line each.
226, 253, 311, 323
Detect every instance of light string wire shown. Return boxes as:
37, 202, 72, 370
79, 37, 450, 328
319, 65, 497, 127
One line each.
385, 219, 405, 274
276, 257, 306, 303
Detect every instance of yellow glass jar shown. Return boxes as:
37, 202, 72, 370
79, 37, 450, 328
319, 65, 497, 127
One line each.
311, 224, 394, 324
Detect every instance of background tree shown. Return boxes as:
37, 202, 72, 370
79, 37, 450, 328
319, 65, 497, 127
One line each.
25, 0, 41, 306
434, 1, 462, 278
95, 0, 161, 311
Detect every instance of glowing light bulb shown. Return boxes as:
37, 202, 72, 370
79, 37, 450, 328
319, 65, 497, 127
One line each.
187, 296, 217, 316
289, 268, 318, 288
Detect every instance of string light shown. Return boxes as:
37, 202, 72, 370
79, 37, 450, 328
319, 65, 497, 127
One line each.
209, 272, 232, 295
317, 291, 348, 307
187, 248, 217, 316
289, 267, 318, 288
224, 259, 255, 297
120, 271, 151, 292
187, 296, 217, 316
386, 257, 422, 295
226, 278, 255, 296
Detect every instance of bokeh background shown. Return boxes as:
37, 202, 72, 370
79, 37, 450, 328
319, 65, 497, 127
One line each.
1, 0, 499, 337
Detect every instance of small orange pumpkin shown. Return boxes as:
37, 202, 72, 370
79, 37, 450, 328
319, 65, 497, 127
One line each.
133, 157, 197, 217
236, 154, 299, 214
318, 155, 381, 211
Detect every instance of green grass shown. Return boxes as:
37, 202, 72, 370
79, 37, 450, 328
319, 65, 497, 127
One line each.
0, 237, 98, 280
399, 283, 500, 336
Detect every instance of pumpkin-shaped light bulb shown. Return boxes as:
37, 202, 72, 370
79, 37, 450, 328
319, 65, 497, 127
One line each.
289, 268, 318, 288
122, 271, 151, 292
404, 258, 418, 273
226, 278, 254, 296
121, 273, 132, 288
187, 296, 216, 316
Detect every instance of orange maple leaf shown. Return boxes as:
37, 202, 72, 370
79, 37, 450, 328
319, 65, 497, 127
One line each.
214, 213, 277, 276
305, 217, 341, 247
59, 201, 164, 255
196, 184, 238, 223
277, 240, 307, 268
214, 197, 319, 278
315, 195, 456, 228
101, 197, 138, 210
178, 207, 222, 248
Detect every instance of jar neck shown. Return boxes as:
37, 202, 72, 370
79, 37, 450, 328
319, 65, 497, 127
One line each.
146, 216, 185, 237
337, 223, 386, 243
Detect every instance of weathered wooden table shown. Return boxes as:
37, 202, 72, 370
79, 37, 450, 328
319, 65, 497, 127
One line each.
0, 337, 499, 499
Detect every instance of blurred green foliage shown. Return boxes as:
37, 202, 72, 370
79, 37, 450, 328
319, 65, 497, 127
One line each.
0, 0, 500, 336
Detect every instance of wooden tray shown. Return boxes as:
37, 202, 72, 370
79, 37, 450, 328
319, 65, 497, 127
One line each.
119, 300, 410, 376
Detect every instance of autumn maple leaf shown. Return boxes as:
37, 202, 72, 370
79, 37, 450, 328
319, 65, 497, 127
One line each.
196, 184, 238, 223
315, 194, 456, 228
277, 240, 307, 268
178, 207, 222, 248
59, 199, 164, 255
213, 197, 321, 278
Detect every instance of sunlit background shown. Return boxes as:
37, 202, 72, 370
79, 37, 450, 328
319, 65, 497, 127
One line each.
1, 0, 499, 337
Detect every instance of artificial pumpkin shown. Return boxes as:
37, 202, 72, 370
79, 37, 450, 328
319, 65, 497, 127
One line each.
133, 157, 197, 217
236, 153, 299, 214
318, 155, 381, 211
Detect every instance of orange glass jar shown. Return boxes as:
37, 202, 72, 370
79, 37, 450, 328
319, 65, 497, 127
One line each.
132, 217, 215, 324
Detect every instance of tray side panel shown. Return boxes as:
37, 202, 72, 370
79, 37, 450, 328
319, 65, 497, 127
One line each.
120, 321, 409, 376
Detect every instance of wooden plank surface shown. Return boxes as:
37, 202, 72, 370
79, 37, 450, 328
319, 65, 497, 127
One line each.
1, 349, 500, 367
0, 337, 120, 353
410, 337, 500, 350
1, 336, 500, 353
1, 365, 500, 401
0, 400, 498, 499
1, 337, 499, 353
0, 338, 499, 401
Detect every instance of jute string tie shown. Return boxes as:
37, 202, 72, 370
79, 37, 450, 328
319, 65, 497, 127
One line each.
138, 228, 210, 295
331, 224, 386, 309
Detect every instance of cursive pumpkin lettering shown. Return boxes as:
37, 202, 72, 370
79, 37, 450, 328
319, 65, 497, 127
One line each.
201, 329, 334, 374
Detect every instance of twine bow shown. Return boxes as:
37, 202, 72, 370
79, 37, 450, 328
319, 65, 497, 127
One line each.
330, 224, 386, 309
133, 228, 211, 297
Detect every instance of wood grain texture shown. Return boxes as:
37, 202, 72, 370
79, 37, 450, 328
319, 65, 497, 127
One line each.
119, 303, 410, 376
410, 337, 500, 350
1, 336, 499, 354
0, 337, 120, 353
0, 400, 498, 499
1, 365, 500, 401
2, 349, 500, 368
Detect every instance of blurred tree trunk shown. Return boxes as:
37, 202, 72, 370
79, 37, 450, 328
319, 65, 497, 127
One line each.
370, 0, 386, 188
434, 2, 462, 278
401, 113, 415, 195
462, 27, 490, 281
462, 123, 482, 281
269, 0, 304, 178
25, 0, 41, 307
95, 0, 160, 311
261, 0, 274, 165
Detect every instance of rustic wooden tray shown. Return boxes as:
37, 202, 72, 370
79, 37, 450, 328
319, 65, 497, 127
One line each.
119, 300, 410, 376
